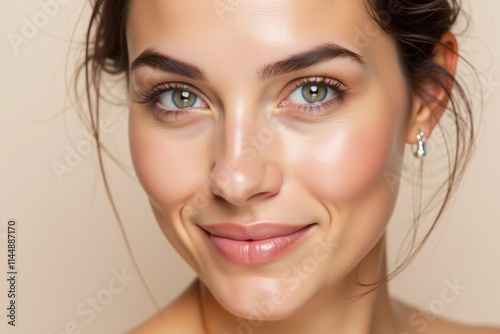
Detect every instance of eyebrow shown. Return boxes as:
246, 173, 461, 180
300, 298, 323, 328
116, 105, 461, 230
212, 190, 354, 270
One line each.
131, 48, 208, 81
257, 43, 365, 80
130, 43, 365, 81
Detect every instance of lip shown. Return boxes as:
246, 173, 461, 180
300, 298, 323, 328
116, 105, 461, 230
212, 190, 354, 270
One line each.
198, 222, 316, 265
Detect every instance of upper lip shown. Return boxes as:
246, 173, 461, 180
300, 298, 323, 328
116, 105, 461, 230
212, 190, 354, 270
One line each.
198, 222, 315, 241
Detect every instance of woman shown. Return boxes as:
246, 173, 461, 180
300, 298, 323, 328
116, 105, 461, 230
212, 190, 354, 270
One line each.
80, 0, 500, 333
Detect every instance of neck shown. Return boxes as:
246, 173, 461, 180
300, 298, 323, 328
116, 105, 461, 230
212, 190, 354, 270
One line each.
199, 237, 401, 334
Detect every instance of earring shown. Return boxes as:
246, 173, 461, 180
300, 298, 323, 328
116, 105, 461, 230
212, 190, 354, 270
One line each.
414, 130, 426, 158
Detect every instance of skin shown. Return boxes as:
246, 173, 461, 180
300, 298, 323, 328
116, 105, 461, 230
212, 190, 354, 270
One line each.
124, 0, 500, 333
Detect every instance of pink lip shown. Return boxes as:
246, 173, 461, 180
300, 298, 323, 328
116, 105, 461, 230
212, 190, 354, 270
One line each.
199, 223, 315, 265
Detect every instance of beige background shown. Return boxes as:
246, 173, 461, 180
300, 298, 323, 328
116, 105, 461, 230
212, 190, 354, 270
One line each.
0, 0, 499, 333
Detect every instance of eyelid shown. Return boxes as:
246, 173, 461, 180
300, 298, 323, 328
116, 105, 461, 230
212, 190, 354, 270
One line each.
133, 82, 212, 124
276, 76, 350, 117
134, 82, 208, 106
285, 76, 348, 96
279, 76, 349, 107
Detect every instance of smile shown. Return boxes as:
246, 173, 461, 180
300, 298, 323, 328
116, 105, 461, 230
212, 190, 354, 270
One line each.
198, 222, 316, 265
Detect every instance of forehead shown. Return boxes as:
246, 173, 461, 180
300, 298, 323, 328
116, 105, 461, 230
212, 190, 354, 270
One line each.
125, 0, 381, 70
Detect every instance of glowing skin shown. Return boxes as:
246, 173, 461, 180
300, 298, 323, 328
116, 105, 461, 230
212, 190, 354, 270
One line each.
124, 1, 490, 334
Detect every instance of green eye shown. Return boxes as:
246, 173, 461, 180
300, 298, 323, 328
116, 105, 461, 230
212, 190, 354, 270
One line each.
288, 82, 335, 105
158, 89, 205, 110
301, 84, 328, 103
169, 90, 199, 108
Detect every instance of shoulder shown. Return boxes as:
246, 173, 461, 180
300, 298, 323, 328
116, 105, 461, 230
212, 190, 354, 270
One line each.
432, 322, 500, 334
430, 320, 500, 334
479, 329, 500, 334
394, 300, 500, 334
128, 280, 204, 334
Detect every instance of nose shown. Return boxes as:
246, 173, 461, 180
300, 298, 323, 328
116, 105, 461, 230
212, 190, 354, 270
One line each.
209, 119, 283, 206
210, 159, 282, 205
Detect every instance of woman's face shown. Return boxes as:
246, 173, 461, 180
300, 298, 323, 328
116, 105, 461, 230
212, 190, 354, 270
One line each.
127, 0, 412, 320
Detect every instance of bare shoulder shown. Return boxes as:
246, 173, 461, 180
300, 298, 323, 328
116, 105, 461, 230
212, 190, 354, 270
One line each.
394, 300, 500, 334
478, 328, 500, 334
127, 280, 204, 334
429, 318, 500, 334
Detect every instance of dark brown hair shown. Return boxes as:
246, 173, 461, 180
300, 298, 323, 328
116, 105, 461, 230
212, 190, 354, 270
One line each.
351, 0, 475, 293
78, 0, 475, 302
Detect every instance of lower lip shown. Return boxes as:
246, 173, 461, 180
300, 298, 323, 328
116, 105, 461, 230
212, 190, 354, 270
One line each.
203, 225, 314, 265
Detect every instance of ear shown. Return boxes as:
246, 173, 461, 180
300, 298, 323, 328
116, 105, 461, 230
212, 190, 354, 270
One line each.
406, 32, 459, 144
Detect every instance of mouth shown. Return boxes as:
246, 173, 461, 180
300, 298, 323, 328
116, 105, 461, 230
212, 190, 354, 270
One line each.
198, 222, 316, 265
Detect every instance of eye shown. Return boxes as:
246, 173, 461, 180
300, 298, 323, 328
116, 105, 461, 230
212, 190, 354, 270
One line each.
278, 77, 349, 115
135, 83, 210, 123
288, 83, 333, 104
158, 89, 205, 110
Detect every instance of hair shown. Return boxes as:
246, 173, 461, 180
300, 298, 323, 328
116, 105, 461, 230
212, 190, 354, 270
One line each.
77, 0, 475, 303
354, 0, 475, 293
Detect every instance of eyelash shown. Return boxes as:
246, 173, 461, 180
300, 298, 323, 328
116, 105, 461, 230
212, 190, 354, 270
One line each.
135, 77, 349, 121
283, 77, 349, 115
135, 82, 206, 121
136, 82, 190, 104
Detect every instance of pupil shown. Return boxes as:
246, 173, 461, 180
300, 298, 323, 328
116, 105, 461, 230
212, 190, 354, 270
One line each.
302, 84, 327, 103
173, 90, 196, 108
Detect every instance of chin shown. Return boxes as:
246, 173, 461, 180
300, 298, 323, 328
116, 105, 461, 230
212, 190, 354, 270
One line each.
204, 267, 326, 321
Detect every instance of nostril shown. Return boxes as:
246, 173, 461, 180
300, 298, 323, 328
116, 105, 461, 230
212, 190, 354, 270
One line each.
247, 190, 279, 202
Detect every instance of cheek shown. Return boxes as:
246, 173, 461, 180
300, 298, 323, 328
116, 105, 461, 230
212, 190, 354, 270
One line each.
294, 40, 410, 206
291, 110, 406, 205
128, 117, 211, 212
